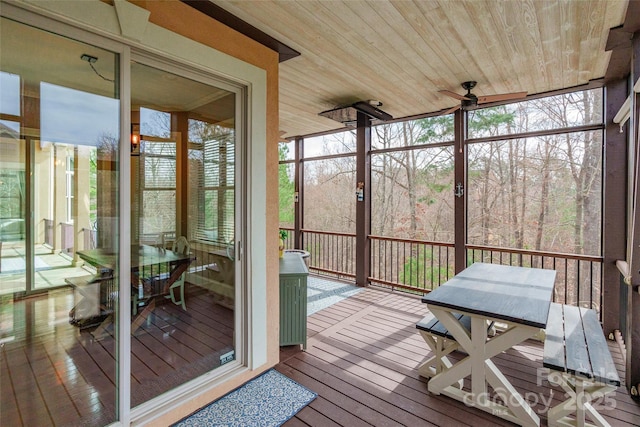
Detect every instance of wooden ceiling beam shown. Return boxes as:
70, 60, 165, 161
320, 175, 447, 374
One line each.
605, 0, 640, 82
180, 0, 300, 63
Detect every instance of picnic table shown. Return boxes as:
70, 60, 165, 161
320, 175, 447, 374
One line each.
421, 262, 556, 427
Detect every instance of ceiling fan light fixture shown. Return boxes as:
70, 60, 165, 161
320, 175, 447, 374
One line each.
461, 95, 478, 110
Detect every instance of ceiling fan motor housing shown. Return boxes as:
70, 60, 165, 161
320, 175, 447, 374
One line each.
438, 80, 526, 114
461, 80, 477, 91
461, 80, 478, 109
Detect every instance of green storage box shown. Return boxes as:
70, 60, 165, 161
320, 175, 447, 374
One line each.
279, 252, 309, 349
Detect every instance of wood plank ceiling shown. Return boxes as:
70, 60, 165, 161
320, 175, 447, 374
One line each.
211, 0, 628, 140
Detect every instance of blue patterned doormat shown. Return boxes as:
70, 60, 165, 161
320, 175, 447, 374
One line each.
173, 369, 316, 427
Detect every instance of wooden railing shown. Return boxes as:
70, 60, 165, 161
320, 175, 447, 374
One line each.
279, 228, 604, 316
301, 229, 356, 279
467, 245, 603, 313
370, 236, 454, 292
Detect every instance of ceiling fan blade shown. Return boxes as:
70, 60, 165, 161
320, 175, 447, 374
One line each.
477, 91, 527, 104
439, 89, 471, 101
439, 104, 461, 116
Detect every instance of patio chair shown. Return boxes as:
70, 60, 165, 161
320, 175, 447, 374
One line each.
165, 236, 190, 310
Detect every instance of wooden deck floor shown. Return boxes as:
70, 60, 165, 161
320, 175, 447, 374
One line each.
278, 285, 640, 427
3, 281, 639, 426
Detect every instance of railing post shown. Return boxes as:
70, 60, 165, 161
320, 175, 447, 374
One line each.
625, 24, 640, 401
602, 79, 628, 335
454, 109, 466, 274
295, 136, 303, 249
356, 111, 371, 287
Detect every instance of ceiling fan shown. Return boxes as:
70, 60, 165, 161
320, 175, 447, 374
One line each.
439, 81, 527, 115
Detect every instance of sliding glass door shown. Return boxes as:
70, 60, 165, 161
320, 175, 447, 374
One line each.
0, 17, 120, 426
129, 59, 240, 407
1, 9, 248, 426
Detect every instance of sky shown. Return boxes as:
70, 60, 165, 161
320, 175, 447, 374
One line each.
1, 71, 119, 147
40, 82, 119, 146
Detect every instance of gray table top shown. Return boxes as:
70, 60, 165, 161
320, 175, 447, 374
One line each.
279, 252, 309, 276
421, 262, 556, 328
78, 245, 193, 270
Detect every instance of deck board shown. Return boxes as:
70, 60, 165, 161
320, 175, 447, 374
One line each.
2, 278, 639, 426
279, 284, 640, 427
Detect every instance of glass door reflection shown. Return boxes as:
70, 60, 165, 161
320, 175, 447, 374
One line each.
0, 17, 120, 426
130, 60, 238, 407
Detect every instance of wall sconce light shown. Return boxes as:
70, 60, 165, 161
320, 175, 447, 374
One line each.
131, 123, 140, 155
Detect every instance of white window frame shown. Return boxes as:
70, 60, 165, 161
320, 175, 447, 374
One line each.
65, 152, 74, 224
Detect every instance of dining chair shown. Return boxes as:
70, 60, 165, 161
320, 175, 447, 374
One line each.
165, 236, 190, 310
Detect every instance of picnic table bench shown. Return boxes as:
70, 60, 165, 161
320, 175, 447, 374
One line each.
416, 312, 471, 382
416, 312, 494, 387
543, 303, 620, 427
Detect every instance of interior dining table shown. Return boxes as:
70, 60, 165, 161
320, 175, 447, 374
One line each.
421, 262, 556, 427
77, 244, 195, 338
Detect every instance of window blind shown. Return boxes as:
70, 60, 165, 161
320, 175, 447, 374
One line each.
188, 119, 235, 246
138, 137, 176, 241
